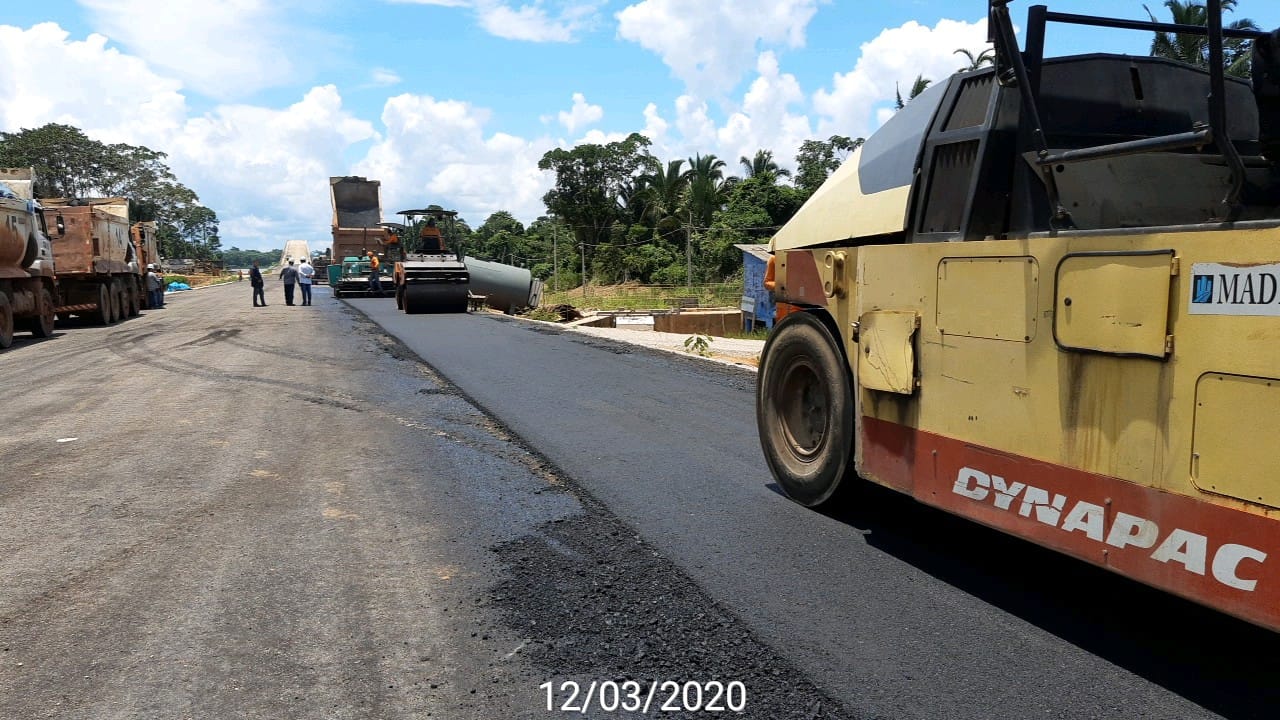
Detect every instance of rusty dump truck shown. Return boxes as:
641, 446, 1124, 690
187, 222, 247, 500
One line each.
0, 168, 56, 348
39, 196, 148, 323
330, 176, 395, 297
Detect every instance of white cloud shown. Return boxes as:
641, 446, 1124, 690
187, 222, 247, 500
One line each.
672, 95, 716, 150
640, 102, 668, 147
715, 51, 812, 173
812, 18, 989, 138
0, 23, 187, 141
0, 22, 386, 250
1, 8, 995, 253
387, 0, 470, 6
623, 51, 811, 176
167, 85, 380, 245
557, 93, 603, 133
388, 0, 602, 42
0, 19, 552, 248
574, 128, 629, 145
616, 0, 822, 98
76, 0, 334, 99
371, 67, 403, 87
355, 93, 552, 228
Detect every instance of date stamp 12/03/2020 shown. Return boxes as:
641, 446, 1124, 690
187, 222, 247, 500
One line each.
540, 679, 747, 714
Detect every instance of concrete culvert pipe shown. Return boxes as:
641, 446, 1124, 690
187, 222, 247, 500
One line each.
463, 257, 542, 312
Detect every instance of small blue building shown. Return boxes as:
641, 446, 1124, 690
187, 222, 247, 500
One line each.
736, 244, 776, 331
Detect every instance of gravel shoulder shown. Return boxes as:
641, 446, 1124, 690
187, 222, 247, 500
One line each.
562, 323, 764, 367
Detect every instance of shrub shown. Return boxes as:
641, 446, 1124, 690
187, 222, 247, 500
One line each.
683, 333, 713, 357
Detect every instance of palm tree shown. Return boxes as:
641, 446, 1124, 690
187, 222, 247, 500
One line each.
685, 154, 730, 229
637, 158, 690, 234
894, 75, 932, 110
1145, 0, 1259, 77
675, 154, 732, 285
954, 47, 995, 71
739, 149, 792, 180
616, 177, 649, 225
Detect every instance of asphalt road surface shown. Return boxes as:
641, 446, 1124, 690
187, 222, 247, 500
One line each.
2, 279, 1278, 719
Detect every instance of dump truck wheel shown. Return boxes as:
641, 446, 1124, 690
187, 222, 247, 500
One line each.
94, 284, 112, 325
30, 286, 55, 337
0, 294, 13, 349
127, 285, 141, 317
756, 311, 855, 507
108, 282, 123, 323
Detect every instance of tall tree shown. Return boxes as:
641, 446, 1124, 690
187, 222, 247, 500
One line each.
685, 153, 730, 229
739, 149, 791, 180
0, 123, 220, 258
637, 158, 690, 235
538, 132, 653, 278
700, 173, 808, 279
525, 215, 574, 287
474, 210, 527, 264
678, 154, 733, 285
1145, 0, 1259, 77
794, 135, 863, 196
616, 177, 649, 225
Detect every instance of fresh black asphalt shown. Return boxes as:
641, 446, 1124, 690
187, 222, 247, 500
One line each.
352, 294, 1280, 720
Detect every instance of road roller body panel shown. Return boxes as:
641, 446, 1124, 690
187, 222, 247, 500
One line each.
756, 1, 1280, 631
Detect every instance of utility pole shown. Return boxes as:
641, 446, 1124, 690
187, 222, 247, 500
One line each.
581, 238, 588, 297
552, 225, 558, 292
686, 209, 693, 287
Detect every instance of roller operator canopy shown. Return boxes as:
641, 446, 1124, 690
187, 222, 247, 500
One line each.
771, 80, 948, 252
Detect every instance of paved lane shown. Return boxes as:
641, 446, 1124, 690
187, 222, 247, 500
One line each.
352, 295, 1280, 720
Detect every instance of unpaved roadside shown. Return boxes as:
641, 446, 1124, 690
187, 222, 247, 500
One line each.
0, 280, 852, 719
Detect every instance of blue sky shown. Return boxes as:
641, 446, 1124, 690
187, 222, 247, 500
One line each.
3, 0, 1277, 251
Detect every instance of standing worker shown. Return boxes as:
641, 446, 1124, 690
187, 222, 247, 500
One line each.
280, 260, 299, 306
145, 264, 164, 309
298, 257, 315, 306
249, 260, 266, 307
366, 250, 383, 295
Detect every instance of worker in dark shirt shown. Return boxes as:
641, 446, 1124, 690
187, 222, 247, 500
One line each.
249, 260, 266, 307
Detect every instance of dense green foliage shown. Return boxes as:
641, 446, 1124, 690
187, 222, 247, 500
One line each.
794, 136, 862, 195
475, 131, 866, 286
1, 121, 874, 285
0, 123, 222, 259
222, 247, 281, 268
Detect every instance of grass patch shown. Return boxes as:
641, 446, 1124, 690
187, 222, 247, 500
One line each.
542, 282, 743, 311
721, 327, 771, 341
